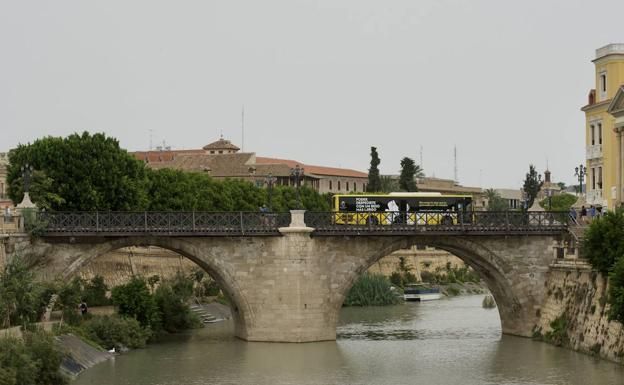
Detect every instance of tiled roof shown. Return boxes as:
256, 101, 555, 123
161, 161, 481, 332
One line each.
202, 139, 240, 151
132, 149, 203, 163
255, 157, 367, 178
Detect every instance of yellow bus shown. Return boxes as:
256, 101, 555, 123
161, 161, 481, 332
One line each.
332, 192, 473, 225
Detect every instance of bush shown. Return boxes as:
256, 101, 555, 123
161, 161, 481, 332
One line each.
581, 209, 624, 274
112, 277, 160, 331
0, 330, 68, 385
608, 257, 624, 323
343, 273, 402, 307
544, 314, 568, 346
154, 284, 201, 333
83, 276, 110, 307
0, 254, 45, 328
81, 315, 150, 350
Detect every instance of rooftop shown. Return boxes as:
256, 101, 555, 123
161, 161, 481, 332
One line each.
202, 138, 240, 151
595, 44, 624, 60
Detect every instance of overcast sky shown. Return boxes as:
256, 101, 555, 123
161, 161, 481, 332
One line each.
1, 0, 623, 188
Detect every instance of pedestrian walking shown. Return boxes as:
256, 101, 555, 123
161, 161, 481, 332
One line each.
589, 205, 596, 221
580, 205, 587, 224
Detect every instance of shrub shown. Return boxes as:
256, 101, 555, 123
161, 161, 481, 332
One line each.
0, 254, 44, 328
608, 257, 624, 323
112, 277, 160, 331
154, 284, 201, 333
56, 277, 83, 326
581, 209, 624, 274
0, 330, 68, 385
544, 314, 568, 346
81, 315, 150, 350
343, 273, 402, 307
83, 276, 110, 307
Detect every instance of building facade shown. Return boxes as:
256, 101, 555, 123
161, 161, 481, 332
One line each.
132, 138, 368, 194
582, 44, 624, 209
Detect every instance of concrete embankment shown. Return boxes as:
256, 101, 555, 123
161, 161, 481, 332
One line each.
57, 334, 112, 377
535, 262, 624, 364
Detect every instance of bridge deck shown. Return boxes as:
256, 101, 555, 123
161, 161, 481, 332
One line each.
36, 211, 569, 237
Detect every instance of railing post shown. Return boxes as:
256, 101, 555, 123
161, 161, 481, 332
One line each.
96, 211, 99, 233
144, 212, 148, 233
240, 212, 244, 235
505, 210, 510, 232
459, 210, 464, 231
192, 211, 196, 232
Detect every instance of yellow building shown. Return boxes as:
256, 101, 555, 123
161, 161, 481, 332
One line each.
581, 44, 624, 209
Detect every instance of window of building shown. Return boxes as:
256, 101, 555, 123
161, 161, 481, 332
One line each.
210, 151, 215, 154
346, 182, 349, 191
598, 123, 603, 145
329, 181, 332, 190
338, 181, 341, 191
591, 167, 596, 190
598, 166, 603, 189
353, 182, 357, 192
600, 71, 607, 100
590, 124, 595, 145
218, 150, 223, 154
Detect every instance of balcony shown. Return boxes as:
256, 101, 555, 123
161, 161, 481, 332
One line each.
586, 144, 603, 160
586, 189, 606, 206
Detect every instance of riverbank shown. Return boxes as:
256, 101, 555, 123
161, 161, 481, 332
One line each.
535, 262, 624, 364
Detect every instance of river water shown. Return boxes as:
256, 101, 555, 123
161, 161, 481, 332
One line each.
74, 295, 624, 385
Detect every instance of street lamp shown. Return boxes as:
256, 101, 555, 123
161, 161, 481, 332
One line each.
290, 165, 304, 209
545, 188, 553, 210
574, 164, 587, 195
264, 173, 277, 212
21, 163, 34, 193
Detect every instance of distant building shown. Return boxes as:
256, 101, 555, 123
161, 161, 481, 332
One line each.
132, 138, 368, 194
581, 43, 624, 209
416, 177, 487, 209
494, 189, 522, 210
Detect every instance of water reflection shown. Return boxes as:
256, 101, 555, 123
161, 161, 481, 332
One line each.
75, 295, 624, 385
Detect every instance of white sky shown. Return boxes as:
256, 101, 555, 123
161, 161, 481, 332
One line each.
1, 0, 623, 189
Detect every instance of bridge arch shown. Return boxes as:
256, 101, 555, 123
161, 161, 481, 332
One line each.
327, 235, 555, 337
37, 236, 256, 339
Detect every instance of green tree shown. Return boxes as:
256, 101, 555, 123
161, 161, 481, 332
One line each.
539, 193, 577, 211
7, 132, 148, 211
83, 275, 110, 307
608, 257, 624, 323
112, 277, 161, 331
399, 157, 418, 192
367, 147, 382, 192
0, 254, 43, 328
581, 209, 624, 274
484, 189, 508, 211
522, 164, 543, 209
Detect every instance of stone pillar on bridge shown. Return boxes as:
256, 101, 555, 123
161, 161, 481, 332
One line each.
236, 209, 337, 342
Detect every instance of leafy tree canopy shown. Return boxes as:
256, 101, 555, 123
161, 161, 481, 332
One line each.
7, 132, 148, 211
399, 157, 419, 192
484, 189, 508, 211
522, 164, 543, 209
539, 193, 577, 211
367, 147, 382, 192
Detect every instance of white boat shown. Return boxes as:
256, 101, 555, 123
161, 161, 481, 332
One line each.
403, 284, 442, 301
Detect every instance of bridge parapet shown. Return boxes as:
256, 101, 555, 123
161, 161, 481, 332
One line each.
38, 211, 292, 236
305, 211, 569, 236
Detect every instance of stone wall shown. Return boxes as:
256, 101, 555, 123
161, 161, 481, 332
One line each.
536, 262, 624, 364
367, 246, 464, 279
76, 246, 196, 287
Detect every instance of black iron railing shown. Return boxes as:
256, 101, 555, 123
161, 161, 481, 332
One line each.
304, 211, 569, 235
38, 211, 292, 236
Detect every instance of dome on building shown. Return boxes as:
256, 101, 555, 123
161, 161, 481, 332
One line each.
202, 138, 240, 154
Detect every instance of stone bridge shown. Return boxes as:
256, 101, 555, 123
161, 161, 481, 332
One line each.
3, 210, 569, 342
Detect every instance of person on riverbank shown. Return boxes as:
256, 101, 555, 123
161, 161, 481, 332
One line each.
580, 206, 587, 224
589, 205, 596, 222
79, 300, 88, 316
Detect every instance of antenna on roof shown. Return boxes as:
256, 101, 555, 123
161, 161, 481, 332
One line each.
453, 145, 458, 183
241, 105, 245, 152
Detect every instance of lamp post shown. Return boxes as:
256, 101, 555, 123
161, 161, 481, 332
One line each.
290, 165, 304, 209
545, 188, 553, 210
575, 164, 587, 195
264, 173, 277, 212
